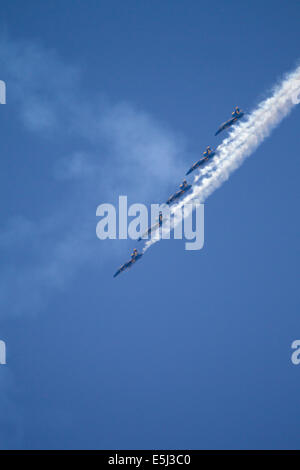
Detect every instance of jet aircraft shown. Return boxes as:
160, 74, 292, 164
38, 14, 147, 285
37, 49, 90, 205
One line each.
186, 146, 216, 175
215, 107, 245, 136
166, 180, 192, 206
138, 212, 163, 241
113, 249, 143, 278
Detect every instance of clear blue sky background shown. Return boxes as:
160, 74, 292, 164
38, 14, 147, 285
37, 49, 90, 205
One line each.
0, 0, 299, 449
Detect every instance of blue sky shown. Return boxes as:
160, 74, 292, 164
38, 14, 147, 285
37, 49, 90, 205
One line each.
0, 0, 299, 449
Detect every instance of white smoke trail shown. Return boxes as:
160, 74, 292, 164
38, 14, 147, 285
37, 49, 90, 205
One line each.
143, 64, 300, 251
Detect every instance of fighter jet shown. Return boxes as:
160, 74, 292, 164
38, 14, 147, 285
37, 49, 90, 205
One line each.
186, 146, 216, 175
166, 180, 192, 206
138, 212, 163, 241
113, 249, 143, 278
215, 107, 245, 136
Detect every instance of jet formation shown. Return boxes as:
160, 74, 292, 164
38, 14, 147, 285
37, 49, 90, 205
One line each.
113, 107, 245, 277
